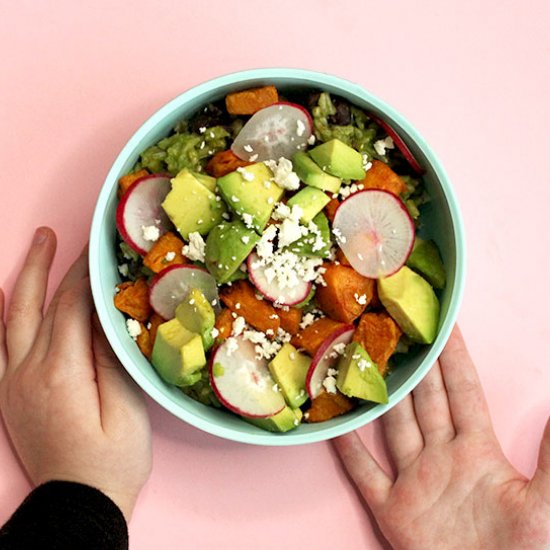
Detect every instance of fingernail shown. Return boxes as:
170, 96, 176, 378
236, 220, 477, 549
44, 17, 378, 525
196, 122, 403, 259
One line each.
33, 227, 48, 245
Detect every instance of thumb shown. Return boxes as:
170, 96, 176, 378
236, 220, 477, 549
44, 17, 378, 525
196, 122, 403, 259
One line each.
91, 315, 149, 435
0, 289, 6, 381
531, 415, 550, 506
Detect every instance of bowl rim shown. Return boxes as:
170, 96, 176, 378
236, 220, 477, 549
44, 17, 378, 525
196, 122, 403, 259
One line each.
89, 68, 466, 446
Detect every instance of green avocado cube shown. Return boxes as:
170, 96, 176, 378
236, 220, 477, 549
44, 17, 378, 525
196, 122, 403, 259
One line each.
151, 319, 206, 386
191, 171, 217, 193
268, 343, 311, 408
162, 169, 226, 239
377, 266, 440, 344
292, 151, 342, 193
286, 186, 331, 224
336, 342, 388, 404
175, 288, 216, 351
309, 139, 366, 180
204, 220, 260, 284
244, 406, 302, 433
406, 238, 446, 289
217, 163, 284, 233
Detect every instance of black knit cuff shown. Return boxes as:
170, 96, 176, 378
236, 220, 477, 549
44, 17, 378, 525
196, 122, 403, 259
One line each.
0, 480, 128, 549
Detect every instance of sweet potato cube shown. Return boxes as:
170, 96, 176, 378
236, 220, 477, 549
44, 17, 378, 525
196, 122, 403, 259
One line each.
358, 160, 407, 196
220, 280, 280, 334
305, 391, 354, 423
118, 169, 149, 198
315, 263, 376, 323
113, 278, 151, 322
291, 317, 346, 357
206, 150, 253, 178
277, 307, 303, 335
214, 308, 234, 341
352, 311, 402, 376
143, 232, 186, 274
335, 247, 351, 266
225, 86, 279, 115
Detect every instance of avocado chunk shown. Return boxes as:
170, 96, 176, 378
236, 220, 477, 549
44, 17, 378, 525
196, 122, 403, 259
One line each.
217, 163, 284, 233
406, 238, 446, 289
191, 171, 217, 193
287, 212, 331, 258
268, 343, 311, 408
336, 342, 388, 403
309, 139, 366, 180
286, 186, 331, 224
204, 220, 260, 284
245, 406, 302, 433
377, 266, 440, 344
175, 288, 216, 351
162, 169, 226, 239
151, 318, 206, 386
292, 151, 342, 194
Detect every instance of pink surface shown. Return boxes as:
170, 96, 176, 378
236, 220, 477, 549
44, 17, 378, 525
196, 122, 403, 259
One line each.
1, 1, 549, 548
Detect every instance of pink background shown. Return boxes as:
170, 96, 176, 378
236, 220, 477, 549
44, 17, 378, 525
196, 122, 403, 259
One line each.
1, 1, 549, 548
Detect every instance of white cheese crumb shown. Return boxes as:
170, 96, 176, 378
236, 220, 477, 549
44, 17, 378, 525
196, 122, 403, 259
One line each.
237, 167, 255, 182
263, 158, 300, 190
374, 136, 395, 156
307, 134, 316, 145
242, 212, 255, 228
243, 144, 254, 153
118, 263, 129, 277
249, 154, 259, 162
164, 251, 176, 262
296, 119, 306, 137
141, 225, 160, 242
126, 319, 142, 341
241, 235, 250, 244
354, 293, 367, 305
211, 327, 219, 339
231, 316, 246, 336
225, 337, 239, 356
182, 232, 206, 263
231, 195, 240, 203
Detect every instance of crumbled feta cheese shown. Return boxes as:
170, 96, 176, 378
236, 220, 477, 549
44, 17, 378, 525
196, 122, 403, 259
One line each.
296, 119, 306, 137
225, 337, 239, 356
211, 327, 219, 339
118, 263, 129, 277
299, 312, 316, 329
164, 251, 176, 262
232, 316, 246, 336
237, 167, 255, 181
374, 136, 395, 156
263, 158, 300, 190
332, 227, 347, 244
231, 195, 240, 203
332, 343, 347, 356
249, 154, 259, 162
199, 126, 207, 134
307, 134, 316, 145
126, 319, 142, 341
323, 376, 337, 394
182, 232, 206, 262
242, 212, 254, 228
241, 235, 250, 244
358, 358, 372, 371
278, 218, 303, 248
141, 225, 160, 242
354, 293, 367, 305
243, 144, 254, 153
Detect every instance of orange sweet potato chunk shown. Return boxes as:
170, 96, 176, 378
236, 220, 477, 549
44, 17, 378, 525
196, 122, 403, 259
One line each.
143, 232, 186, 274
305, 391, 355, 423
358, 160, 407, 196
225, 85, 279, 115
277, 307, 302, 335
353, 311, 402, 376
335, 247, 351, 266
291, 317, 346, 357
315, 263, 376, 323
324, 197, 340, 223
118, 169, 149, 198
206, 150, 253, 178
135, 313, 165, 359
220, 281, 280, 334
214, 308, 234, 341
113, 278, 152, 322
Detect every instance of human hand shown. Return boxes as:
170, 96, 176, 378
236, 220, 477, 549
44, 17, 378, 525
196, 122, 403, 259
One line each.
333, 326, 550, 550
0, 227, 152, 521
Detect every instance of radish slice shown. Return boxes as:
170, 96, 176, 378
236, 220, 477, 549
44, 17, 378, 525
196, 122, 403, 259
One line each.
368, 112, 425, 175
247, 252, 313, 306
231, 102, 313, 162
209, 337, 286, 418
306, 325, 355, 399
333, 190, 415, 279
116, 174, 172, 255
149, 265, 219, 319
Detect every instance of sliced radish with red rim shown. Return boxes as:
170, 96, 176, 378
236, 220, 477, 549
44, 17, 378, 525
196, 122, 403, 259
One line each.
116, 174, 172, 255
332, 190, 415, 279
209, 337, 286, 418
368, 112, 425, 175
306, 325, 355, 399
232, 102, 313, 162
149, 264, 220, 319
247, 252, 312, 306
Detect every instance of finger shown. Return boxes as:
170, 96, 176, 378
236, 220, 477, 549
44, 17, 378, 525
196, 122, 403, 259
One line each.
92, 316, 150, 435
332, 431, 392, 510
412, 361, 455, 445
0, 289, 7, 380
439, 325, 495, 435
34, 245, 89, 357
381, 394, 424, 471
6, 227, 57, 367
531, 415, 550, 506
45, 277, 95, 377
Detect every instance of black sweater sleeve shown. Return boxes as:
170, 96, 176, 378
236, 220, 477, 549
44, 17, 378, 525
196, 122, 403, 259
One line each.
0, 481, 128, 550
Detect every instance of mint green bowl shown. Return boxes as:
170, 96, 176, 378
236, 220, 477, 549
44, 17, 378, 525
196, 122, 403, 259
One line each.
89, 68, 465, 446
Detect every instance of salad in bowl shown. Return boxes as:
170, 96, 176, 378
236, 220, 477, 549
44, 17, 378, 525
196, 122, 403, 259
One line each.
109, 80, 448, 434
